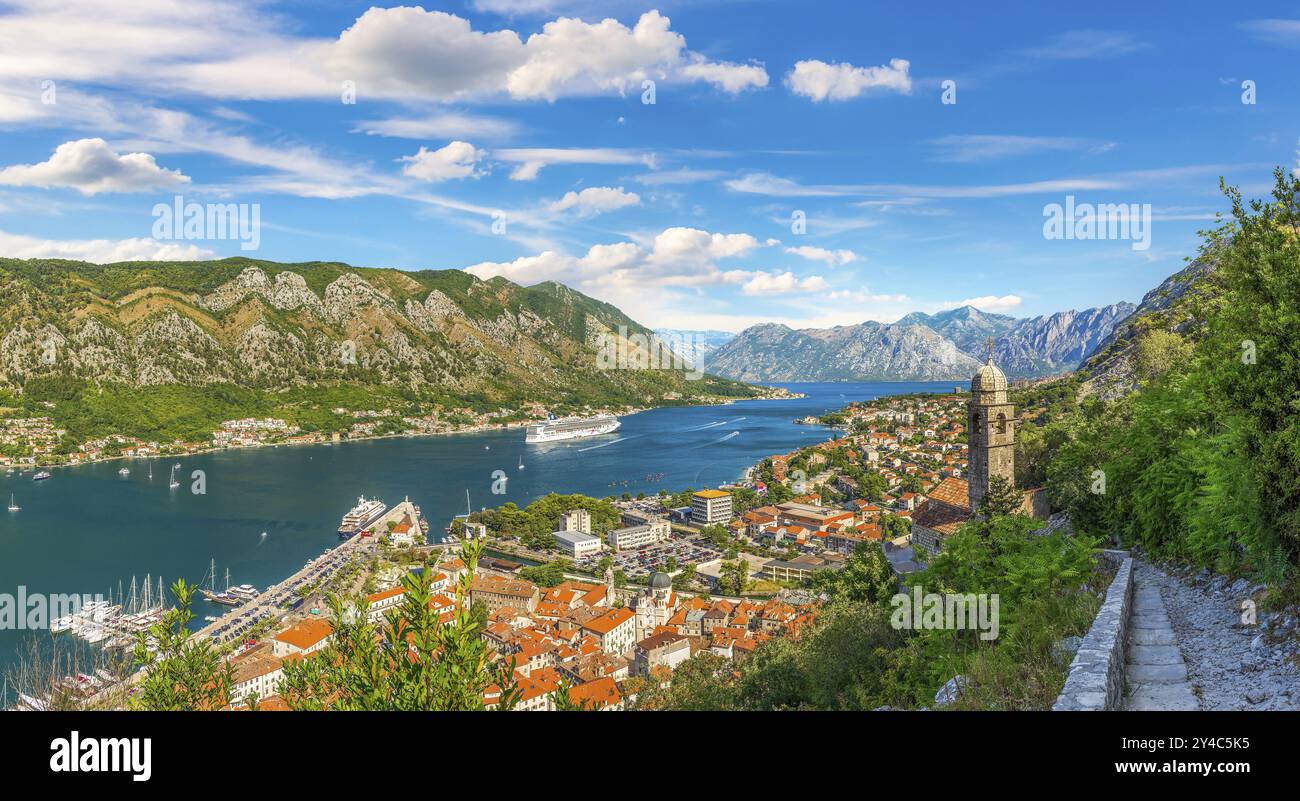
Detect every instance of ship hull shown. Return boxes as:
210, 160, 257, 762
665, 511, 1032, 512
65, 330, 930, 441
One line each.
525, 418, 620, 444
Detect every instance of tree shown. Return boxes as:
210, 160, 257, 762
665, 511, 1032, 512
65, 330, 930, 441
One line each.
977, 474, 1022, 519
812, 541, 897, 605
632, 652, 739, 710
550, 678, 594, 711
520, 559, 571, 587
279, 539, 520, 710
1134, 329, 1191, 384
132, 580, 234, 711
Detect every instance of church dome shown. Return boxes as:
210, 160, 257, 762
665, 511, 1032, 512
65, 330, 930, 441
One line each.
971, 359, 1007, 393
648, 572, 672, 590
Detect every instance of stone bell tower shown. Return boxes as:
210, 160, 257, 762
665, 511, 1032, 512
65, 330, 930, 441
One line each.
967, 338, 1015, 512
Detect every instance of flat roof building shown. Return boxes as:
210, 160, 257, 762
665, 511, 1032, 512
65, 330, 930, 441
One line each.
555, 529, 602, 558
691, 489, 733, 527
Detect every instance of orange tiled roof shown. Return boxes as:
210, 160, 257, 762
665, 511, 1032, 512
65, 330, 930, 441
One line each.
926, 476, 969, 510
273, 619, 333, 651
581, 607, 634, 636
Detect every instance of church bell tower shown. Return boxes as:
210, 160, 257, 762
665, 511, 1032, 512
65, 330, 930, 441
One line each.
967, 339, 1015, 512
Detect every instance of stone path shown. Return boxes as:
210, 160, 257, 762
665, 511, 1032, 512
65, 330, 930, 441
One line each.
1136, 560, 1300, 710
1123, 570, 1199, 711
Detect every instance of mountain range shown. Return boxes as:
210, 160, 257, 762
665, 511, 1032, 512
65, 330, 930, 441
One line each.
700, 301, 1137, 383
0, 257, 757, 441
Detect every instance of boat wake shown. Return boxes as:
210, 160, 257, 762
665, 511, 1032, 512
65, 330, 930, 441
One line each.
681, 416, 746, 433
577, 435, 641, 452
697, 430, 740, 447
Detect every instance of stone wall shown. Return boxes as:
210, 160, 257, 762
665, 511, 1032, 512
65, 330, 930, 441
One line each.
1052, 550, 1133, 711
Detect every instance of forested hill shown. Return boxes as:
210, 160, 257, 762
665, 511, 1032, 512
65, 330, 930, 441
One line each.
0, 257, 759, 444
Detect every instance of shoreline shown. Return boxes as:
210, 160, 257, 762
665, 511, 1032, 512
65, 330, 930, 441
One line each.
18, 388, 806, 475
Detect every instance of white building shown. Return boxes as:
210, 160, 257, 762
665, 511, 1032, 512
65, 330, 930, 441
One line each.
608, 518, 671, 550
691, 489, 733, 526
559, 509, 592, 534
555, 529, 602, 558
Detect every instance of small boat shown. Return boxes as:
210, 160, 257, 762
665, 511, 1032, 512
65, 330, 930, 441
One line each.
517, 455, 524, 470
228, 584, 260, 601
118, 467, 130, 477
169, 464, 180, 489
7, 493, 18, 512
51, 616, 73, 634
32, 470, 51, 481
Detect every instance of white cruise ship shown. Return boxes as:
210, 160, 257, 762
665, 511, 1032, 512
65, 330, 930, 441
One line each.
338, 496, 387, 537
525, 413, 620, 444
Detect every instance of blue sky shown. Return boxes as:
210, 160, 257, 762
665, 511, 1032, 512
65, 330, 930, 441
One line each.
0, 0, 1298, 332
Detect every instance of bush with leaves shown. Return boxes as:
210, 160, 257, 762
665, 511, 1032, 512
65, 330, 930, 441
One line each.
132, 580, 234, 711
279, 539, 520, 710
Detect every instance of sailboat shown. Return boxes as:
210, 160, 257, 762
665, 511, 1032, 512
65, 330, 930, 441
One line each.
7, 493, 18, 512
148, 461, 153, 481
517, 455, 525, 470
201, 559, 239, 606
168, 464, 180, 489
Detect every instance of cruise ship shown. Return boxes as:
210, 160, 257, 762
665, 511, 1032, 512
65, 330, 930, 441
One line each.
525, 413, 620, 444
338, 496, 388, 537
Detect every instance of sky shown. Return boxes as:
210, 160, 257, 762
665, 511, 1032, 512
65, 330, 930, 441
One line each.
0, 0, 1298, 333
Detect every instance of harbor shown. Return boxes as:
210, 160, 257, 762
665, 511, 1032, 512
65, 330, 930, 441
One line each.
0, 381, 952, 699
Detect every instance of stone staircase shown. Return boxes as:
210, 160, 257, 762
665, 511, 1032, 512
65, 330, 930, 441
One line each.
1123, 575, 1199, 711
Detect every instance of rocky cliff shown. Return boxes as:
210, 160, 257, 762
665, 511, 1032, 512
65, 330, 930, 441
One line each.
0, 257, 755, 409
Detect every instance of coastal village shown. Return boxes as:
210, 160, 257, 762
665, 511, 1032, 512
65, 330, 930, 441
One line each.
9, 356, 1059, 713
206, 362, 1050, 712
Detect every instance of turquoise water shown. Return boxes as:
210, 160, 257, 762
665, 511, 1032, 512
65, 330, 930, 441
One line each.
0, 381, 953, 689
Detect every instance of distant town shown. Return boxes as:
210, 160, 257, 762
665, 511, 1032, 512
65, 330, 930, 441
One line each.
206, 386, 1037, 712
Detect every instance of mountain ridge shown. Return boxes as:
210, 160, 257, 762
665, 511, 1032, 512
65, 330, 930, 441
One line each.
0, 257, 761, 443
703, 301, 1136, 382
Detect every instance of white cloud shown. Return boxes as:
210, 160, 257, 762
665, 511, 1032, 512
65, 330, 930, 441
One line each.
0, 138, 190, 195
548, 186, 640, 216
944, 295, 1023, 313
634, 168, 725, 186
785, 245, 857, 266
646, 227, 760, 267
678, 56, 769, 93
926, 135, 1113, 163
741, 271, 828, 295
152, 8, 768, 102
0, 229, 214, 262
497, 147, 654, 180
785, 58, 911, 102
1239, 19, 1300, 46
355, 112, 523, 141
727, 168, 1266, 199
398, 141, 487, 181
1018, 30, 1147, 60
463, 226, 760, 290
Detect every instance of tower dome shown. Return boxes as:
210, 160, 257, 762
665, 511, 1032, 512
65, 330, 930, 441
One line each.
970, 358, 1008, 394
648, 571, 672, 591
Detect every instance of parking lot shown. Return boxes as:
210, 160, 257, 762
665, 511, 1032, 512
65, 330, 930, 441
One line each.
578, 534, 721, 580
